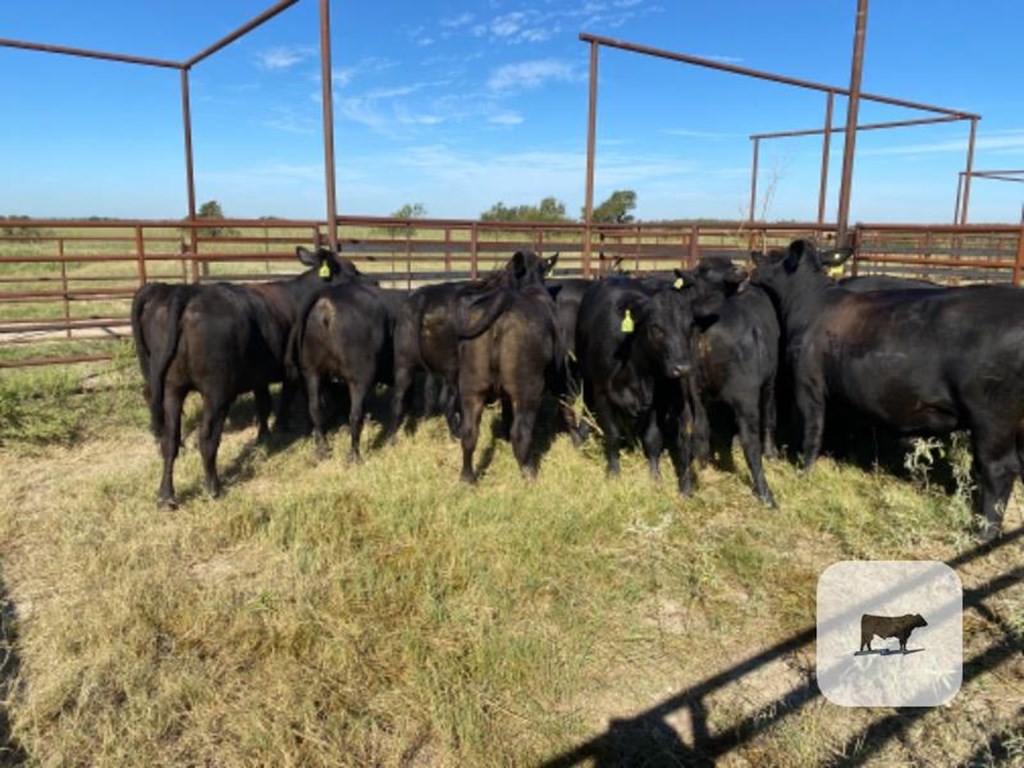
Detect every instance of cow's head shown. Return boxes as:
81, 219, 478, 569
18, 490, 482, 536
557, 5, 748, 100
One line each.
508, 250, 558, 287
912, 614, 928, 629
296, 245, 363, 283
750, 239, 851, 302
620, 287, 696, 380
696, 256, 746, 292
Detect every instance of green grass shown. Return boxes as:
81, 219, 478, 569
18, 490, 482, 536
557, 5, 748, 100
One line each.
0, 359, 1020, 766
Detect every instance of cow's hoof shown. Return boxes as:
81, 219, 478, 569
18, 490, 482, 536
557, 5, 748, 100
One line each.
314, 444, 331, 461
460, 470, 477, 485
975, 523, 1001, 545
347, 451, 363, 465
761, 491, 778, 509
157, 496, 179, 511
205, 482, 222, 500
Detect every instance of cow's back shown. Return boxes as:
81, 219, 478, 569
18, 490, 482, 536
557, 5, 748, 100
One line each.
812, 286, 1024, 432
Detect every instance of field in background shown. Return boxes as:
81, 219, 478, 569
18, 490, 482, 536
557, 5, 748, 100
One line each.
0, 356, 1021, 766
3, 216, 1021, 367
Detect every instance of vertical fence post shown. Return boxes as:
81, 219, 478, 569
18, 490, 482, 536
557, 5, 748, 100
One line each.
470, 222, 479, 280
688, 225, 699, 269
444, 226, 452, 277
180, 240, 189, 284
850, 225, 861, 277
405, 221, 412, 292
58, 238, 71, 339
134, 225, 147, 287
1013, 221, 1024, 287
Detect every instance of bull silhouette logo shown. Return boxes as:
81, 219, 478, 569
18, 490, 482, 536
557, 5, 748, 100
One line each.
857, 613, 928, 655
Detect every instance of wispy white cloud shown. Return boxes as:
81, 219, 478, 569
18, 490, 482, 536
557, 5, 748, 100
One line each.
262, 106, 318, 135
256, 45, 316, 71
487, 59, 581, 92
441, 12, 475, 28
858, 131, 1024, 158
489, 112, 525, 125
662, 128, 744, 139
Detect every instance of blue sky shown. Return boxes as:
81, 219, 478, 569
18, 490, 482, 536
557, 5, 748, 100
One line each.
2, 0, 1022, 223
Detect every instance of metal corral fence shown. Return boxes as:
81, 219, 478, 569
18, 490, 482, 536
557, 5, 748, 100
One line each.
1, 216, 1022, 368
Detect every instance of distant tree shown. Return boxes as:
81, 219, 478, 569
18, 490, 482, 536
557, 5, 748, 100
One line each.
391, 203, 427, 219
0, 215, 43, 238
480, 196, 569, 223
588, 190, 637, 223
186, 199, 237, 238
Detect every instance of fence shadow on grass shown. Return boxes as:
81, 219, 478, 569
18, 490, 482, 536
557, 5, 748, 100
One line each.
540, 526, 1023, 768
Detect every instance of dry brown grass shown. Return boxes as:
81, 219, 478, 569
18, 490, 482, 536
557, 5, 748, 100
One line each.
0, 360, 1021, 766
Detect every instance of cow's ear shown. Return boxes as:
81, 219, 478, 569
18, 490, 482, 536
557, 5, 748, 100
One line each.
511, 250, 528, 277
545, 252, 559, 273
672, 268, 695, 290
784, 239, 815, 273
296, 245, 319, 268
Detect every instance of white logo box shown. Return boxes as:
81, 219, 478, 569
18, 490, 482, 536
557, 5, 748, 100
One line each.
817, 561, 962, 707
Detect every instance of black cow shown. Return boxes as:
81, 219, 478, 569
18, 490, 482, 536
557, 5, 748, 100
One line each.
290, 282, 395, 461
135, 245, 363, 506
131, 281, 197, 429
389, 251, 560, 442
456, 256, 564, 483
690, 256, 780, 506
575, 277, 698, 494
751, 239, 1024, 541
859, 613, 928, 653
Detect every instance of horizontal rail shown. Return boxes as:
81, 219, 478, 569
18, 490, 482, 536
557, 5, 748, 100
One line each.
1, 216, 1020, 367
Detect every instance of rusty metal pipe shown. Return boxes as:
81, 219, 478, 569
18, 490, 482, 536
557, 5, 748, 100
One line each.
583, 40, 599, 278
184, 0, 301, 68
959, 117, 978, 225
579, 32, 977, 119
752, 113, 964, 141
817, 91, 834, 224
0, 37, 181, 69
319, 0, 339, 253
835, 0, 870, 246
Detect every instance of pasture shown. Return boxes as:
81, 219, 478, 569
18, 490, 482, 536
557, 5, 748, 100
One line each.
0, 352, 1021, 766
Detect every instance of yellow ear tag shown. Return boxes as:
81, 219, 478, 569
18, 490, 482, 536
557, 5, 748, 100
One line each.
621, 309, 635, 334
318, 261, 331, 278
673, 277, 684, 290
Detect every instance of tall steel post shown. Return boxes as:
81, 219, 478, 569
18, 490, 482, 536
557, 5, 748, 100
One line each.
958, 117, 978, 225
835, 0, 869, 246
817, 91, 834, 224
582, 39, 599, 278
319, 0, 339, 252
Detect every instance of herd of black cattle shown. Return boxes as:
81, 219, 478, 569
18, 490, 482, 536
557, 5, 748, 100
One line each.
130, 238, 1024, 543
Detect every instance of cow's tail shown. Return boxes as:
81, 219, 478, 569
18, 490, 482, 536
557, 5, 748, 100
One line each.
148, 287, 191, 439
130, 284, 155, 389
457, 289, 510, 339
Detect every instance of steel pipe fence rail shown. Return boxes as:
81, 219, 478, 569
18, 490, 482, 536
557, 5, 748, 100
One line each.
1, 217, 1022, 368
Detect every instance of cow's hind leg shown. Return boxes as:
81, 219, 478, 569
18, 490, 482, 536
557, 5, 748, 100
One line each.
460, 392, 486, 484
594, 393, 622, 477
510, 396, 541, 480
347, 377, 373, 463
761, 376, 779, 460
254, 385, 272, 443
157, 387, 187, 508
388, 364, 414, 444
305, 372, 330, 459
971, 427, 1018, 543
733, 395, 776, 507
199, 393, 231, 499
443, 374, 462, 440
